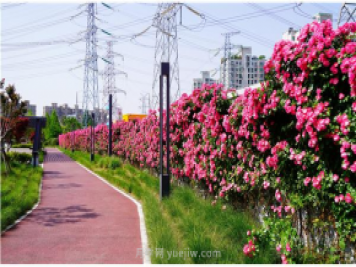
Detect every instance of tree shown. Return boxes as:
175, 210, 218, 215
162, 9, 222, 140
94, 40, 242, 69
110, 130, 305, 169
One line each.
0, 79, 27, 174
43, 110, 62, 141
26, 109, 34, 116
82, 110, 94, 127
62, 116, 81, 133
49, 110, 62, 138
44, 112, 51, 140
12, 117, 29, 143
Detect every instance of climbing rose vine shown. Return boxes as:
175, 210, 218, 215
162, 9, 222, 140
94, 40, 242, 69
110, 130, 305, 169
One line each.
60, 21, 356, 263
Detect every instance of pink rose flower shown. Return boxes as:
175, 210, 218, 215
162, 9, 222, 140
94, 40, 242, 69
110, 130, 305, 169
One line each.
263, 181, 270, 190
275, 189, 282, 202
345, 193, 353, 204
333, 174, 339, 182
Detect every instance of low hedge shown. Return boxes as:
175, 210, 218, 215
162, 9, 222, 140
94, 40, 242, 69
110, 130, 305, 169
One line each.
7, 152, 32, 164
11, 143, 32, 149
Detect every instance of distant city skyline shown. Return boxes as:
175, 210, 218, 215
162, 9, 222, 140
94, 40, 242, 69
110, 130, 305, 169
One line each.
1, 2, 341, 116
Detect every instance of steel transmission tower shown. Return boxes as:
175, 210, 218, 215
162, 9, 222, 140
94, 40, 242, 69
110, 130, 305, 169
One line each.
139, 93, 151, 115
82, 3, 100, 127
220, 32, 239, 89
101, 41, 126, 122
338, 3, 356, 27
151, 3, 181, 110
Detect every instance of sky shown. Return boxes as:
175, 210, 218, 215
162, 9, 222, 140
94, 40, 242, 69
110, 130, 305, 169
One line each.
1, 1, 341, 117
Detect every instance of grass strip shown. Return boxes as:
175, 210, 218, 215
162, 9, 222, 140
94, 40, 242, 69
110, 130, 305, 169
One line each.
1, 162, 43, 231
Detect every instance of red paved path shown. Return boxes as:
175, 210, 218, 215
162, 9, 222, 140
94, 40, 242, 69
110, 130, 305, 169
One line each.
1, 148, 143, 264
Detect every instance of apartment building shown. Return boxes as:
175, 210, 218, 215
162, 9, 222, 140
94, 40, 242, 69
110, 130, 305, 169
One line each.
220, 46, 266, 89
23, 100, 36, 116
193, 71, 217, 89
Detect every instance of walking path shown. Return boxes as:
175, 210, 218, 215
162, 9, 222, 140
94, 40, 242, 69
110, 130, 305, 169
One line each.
1, 148, 146, 264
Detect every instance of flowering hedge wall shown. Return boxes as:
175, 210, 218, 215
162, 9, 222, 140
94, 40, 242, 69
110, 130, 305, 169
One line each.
60, 21, 356, 263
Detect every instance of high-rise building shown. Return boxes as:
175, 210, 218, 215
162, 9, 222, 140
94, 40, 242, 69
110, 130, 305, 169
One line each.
314, 12, 333, 24
193, 71, 217, 89
23, 100, 36, 116
220, 46, 266, 89
43, 103, 108, 124
282, 27, 300, 42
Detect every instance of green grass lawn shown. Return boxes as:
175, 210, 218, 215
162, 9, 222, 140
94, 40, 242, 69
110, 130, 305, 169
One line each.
61, 149, 278, 264
1, 161, 43, 231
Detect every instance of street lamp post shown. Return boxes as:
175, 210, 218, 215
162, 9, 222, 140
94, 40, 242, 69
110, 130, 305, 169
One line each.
159, 62, 170, 199
108, 94, 112, 156
71, 124, 75, 153
90, 112, 95, 161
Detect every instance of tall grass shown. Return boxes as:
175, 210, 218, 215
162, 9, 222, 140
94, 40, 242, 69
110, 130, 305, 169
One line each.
1, 162, 42, 231
62, 149, 277, 263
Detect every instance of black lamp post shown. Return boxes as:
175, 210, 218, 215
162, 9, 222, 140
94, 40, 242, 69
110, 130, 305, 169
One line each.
108, 94, 112, 156
71, 124, 75, 153
90, 112, 95, 161
159, 62, 170, 199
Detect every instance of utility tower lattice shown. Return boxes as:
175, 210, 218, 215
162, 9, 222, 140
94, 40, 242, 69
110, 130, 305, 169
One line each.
151, 3, 181, 110
338, 3, 356, 27
82, 3, 100, 127
139, 93, 151, 115
101, 41, 126, 122
221, 32, 239, 89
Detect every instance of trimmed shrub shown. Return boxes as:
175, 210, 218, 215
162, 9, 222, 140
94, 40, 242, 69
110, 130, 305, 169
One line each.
8, 152, 32, 164
12, 143, 32, 149
109, 158, 122, 170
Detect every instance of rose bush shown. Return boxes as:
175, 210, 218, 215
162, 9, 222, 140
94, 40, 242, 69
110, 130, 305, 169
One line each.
60, 20, 356, 263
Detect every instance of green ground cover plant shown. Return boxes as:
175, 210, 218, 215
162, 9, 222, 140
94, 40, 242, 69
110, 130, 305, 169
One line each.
1, 161, 42, 231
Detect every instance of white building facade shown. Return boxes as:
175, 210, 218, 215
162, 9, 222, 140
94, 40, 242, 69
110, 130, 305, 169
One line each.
193, 71, 217, 89
220, 46, 266, 89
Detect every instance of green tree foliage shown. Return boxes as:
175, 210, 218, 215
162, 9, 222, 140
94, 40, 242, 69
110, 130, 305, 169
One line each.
26, 109, 34, 116
82, 110, 94, 127
61, 116, 82, 133
0, 79, 27, 174
43, 110, 62, 140
49, 110, 62, 138
44, 112, 51, 140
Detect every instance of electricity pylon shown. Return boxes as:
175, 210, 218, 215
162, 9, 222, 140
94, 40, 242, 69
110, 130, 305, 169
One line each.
101, 40, 126, 122
220, 32, 239, 89
139, 93, 151, 115
151, 3, 181, 110
82, 3, 100, 127
338, 3, 356, 27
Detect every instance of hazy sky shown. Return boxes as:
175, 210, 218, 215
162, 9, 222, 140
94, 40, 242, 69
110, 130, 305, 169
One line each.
1, 2, 341, 116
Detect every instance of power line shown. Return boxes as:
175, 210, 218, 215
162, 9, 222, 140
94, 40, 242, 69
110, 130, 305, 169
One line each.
1, 3, 26, 10
189, 5, 275, 49
246, 3, 301, 28
2, 6, 75, 35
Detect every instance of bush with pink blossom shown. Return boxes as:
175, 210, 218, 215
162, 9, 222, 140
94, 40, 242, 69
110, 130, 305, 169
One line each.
59, 20, 356, 263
